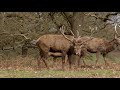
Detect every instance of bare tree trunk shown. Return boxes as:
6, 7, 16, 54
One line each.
1, 12, 5, 32
62, 12, 85, 37
72, 12, 84, 36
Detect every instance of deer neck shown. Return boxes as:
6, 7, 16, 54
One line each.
108, 39, 118, 51
110, 39, 118, 45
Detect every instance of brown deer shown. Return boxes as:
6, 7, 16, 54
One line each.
34, 25, 100, 70
34, 25, 92, 70
71, 33, 120, 67
35, 31, 75, 70
59, 25, 94, 68
60, 25, 120, 67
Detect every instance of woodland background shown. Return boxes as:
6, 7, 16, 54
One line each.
0, 12, 120, 77
0, 12, 120, 60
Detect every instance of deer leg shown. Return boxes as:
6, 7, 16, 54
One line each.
78, 56, 86, 68
95, 52, 99, 66
82, 58, 86, 67
103, 54, 109, 66
43, 52, 49, 69
52, 57, 57, 68
68, 55, 72, 70
62, 52, 66, 70
77, 56, 81, 68
62, 57, 65, 70
39, 50, 49, 70
103, 56, 107, 66
82, 51, 86, 67
37, 55, 42, 70
53, 57, 57, 63
42, 58, 49, 70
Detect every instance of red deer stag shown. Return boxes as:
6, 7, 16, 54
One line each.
61, 26, 120, 67
35, 25, 96, 70
59, 25, 92, 69
35, 26, 77, 70
59, 26, 94, 68
72, 33, 120, 67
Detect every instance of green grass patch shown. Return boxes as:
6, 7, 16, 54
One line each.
0, 68, 119, 78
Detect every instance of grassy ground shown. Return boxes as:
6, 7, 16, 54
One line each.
0, 52, 120, 78
0, 68, 119, 78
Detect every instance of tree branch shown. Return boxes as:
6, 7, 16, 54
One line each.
48, 12, 62, 30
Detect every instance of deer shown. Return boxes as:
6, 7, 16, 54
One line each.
70, 33, 120, 67
34, 26, 78, 70
60, 26, 94, 68
34, 25, 94, 70
61, 26, 120, 67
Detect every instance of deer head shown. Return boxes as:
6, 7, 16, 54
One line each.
59, 25, 94, 56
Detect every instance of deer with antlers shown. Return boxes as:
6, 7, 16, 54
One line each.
61, 25, 120, 67
73, 33, 120, 67
34, 25, 93, 70
60, 26, 94, 67
35, 26, 76, 70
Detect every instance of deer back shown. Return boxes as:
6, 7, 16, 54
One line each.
78, 36, 107, 52
36, 34, 74, 52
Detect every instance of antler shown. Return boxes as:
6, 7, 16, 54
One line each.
70, 29, 75, 37
115, 24, 120, 36
76, 30, 80, 38
85, 13, 104, 21
89, 26, 94, 37
59, 25, 74, 42
59, 25, 83, 43
79, 37, 93, 45
77, 26, 95, 45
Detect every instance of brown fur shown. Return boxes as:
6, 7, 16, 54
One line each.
36, 34, 74, 70
74, 36, 120, 66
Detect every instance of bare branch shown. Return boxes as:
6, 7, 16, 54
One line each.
48, 12, 61, 30
61, 12, 77, 36
0, 32, 10, 35
13, 34, 30, 40
107, 14, 120, 36
85, 13, 110, 30
85, 12, 109, 22
61, 12, 73, 29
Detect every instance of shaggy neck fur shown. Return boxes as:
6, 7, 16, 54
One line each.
104, 39, 118, 54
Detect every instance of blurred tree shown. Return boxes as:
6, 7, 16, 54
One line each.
0, 12, 120, 57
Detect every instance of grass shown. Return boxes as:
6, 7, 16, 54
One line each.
0, 50, 120, 78
0, 68, 120, 78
